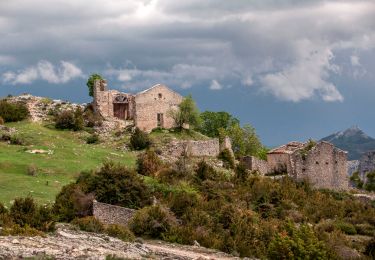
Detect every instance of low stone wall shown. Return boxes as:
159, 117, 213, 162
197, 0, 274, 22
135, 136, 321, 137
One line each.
165, 139, 220, 157
241, 156, 269, 175
92, 200, 136, 226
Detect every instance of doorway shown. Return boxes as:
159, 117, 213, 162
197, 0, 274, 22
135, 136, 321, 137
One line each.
157, 113, 164, 127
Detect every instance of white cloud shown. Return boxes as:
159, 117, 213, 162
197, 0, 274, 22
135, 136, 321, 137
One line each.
2, 60, 83, 85
260, 40, 343, 102
350, 55, 360, 66
209, 79, 222, 90
242, 75, 254, 87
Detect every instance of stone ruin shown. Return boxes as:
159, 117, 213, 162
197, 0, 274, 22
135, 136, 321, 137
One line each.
241, 141, 349, 190
93, 79, 183, 132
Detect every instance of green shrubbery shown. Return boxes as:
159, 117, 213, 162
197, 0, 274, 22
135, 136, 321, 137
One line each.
55, 107, 84, 131
218, 148, 235, 169
130, 205, 177, 239
136, 149, 163, 176
72, 216, 104, 233
0, 100, 29, 122
129, 128, 151, 150
0, 197, 54, 236
86, 134, 100, 144
105, 224, 135, 242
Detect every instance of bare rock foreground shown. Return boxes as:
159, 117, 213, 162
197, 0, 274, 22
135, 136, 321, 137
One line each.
0, 224, 239, 259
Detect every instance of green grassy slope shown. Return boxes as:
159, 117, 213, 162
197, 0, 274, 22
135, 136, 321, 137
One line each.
0, 121, 136, 206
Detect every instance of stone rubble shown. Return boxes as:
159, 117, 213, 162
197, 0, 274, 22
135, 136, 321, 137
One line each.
0, 224, 240, 259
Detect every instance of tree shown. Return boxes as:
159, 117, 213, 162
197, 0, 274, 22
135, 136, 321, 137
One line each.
197, 111, 239, 137
86, 74, 103, 97
227, 123, 265, 159
168, 95, 200, 129
364, 171, 375, 191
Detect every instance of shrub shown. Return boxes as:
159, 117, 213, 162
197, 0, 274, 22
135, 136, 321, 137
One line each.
105, 224, 135, 242
9, 135, 25, 145
0, 100, 29, 122
84, 107, 103, 127
334, 221, 357, 235
218, 148, 235, 169
350, 171, 363, 189
27, 164, 38, 176
130, 205, 178, 239
136, 149, 163, 176
195, 160, 216, 181
365, 238, 375, 258
86, 134, 99, 144
169, 191, 199, 218
82, 162, 151, 209
0, 202, 8, 215
234, 162, 249, 182
55, 107, 84, 131
9, 197, 54, 232
55, 110, 75, 129
129, 127, 151, 150
0, 224, 45, 236
0, 116, 4, 125
268, 223, 328, 259
53, 183, 94, 222
72, 216, 104, 233
364, 171, 375, 192
156, 168, 185, 184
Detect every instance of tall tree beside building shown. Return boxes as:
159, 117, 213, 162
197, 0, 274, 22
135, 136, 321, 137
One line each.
86, 74, 103, 97
168, 95, 200, 130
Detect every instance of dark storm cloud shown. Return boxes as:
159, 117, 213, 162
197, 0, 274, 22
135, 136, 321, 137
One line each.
0, 0, 374, 102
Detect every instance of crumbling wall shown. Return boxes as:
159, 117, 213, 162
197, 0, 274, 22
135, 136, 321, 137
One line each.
92, 200, 136, 226
164, 139, 220, 158
134, 85, 183, 132
241, 156, 269, 175
359, 151, 375, 183
292, 142, 348, 190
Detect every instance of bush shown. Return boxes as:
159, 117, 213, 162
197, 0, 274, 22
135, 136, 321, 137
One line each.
105, 224, 135, 242
130, 205, 178, 239
53, 183, 94, 222
0, 100, 29, 122
72, 216, 104, 233
55, 107, 84, 131
334, 221, 357, 235
0, 224, 45, 236
86, 134, 99, 144
268, 223, 328, 259
84, 105, 103, 127
0, 116, 4, 125
195, 160, 217, 181
27, 164, 38, 176
9, 135, 25, 145
9, 197, 55, 232
81, 162, 152, 209
136, 149, 163, 176
218, 148, 235, 169
129, 128, 151, 150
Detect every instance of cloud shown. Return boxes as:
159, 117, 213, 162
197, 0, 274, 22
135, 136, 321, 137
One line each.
2, 60, 83, 85
0, 0, 374, 102
350, 55, 360, 67
260, 40, 343, 102
209, 79, 222, 90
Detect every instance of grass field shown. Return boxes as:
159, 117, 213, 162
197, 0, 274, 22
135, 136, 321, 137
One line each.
0, 121, 136, 206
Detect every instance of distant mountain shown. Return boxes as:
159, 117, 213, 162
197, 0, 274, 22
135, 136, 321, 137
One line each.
320, 126, 375, 160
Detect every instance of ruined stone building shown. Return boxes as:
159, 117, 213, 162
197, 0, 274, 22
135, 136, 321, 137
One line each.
358, 151, 375, 183
242, 141, 349, 190
93, 79, 183, 132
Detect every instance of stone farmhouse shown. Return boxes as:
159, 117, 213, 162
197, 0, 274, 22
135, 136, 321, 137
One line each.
93, 79, 183, 132
242, 141, 349, 190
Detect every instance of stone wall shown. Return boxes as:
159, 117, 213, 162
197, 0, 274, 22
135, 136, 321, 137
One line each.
92, 200, 136, 226
358, 151, 375, 183
292, 142, 348, 190
164, 139, 220, 158
241, 156, 269, 175
134, 84, 183, 132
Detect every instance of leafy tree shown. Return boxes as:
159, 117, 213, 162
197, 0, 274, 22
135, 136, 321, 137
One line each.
350, 171, 363, 189
198, 111, 239, 137
168, 95, 200, 129
227, 123, 265, 159
86, 74, 103, 97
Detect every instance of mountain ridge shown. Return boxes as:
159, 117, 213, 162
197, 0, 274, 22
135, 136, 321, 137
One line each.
320, 126, 375, 160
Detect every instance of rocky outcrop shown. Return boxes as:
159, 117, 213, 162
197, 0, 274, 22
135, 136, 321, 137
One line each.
0, 224, 238, 259
6, 94, 84, 122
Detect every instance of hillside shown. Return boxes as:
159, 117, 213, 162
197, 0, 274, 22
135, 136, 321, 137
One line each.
0, 121, 136, 205
321, 126, 375, 160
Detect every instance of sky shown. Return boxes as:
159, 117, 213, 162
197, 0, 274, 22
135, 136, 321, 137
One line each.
0, 0, 374, 146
